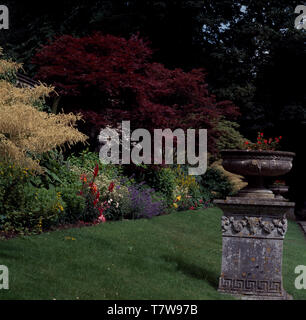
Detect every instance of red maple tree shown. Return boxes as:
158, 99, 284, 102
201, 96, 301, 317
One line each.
33, 33, 239, 152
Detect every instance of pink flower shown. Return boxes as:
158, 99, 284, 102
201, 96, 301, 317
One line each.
98, 214, 106, 223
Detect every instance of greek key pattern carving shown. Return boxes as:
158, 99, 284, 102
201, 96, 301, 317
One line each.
219, 277, 282, 294
221, 216, 287, 238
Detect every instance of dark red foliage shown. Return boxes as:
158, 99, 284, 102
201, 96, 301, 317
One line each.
33, 33, 239, 152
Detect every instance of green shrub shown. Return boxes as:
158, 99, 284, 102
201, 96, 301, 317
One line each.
31, 149, 79, 189
0, 162, 32, 217
2, 186, 65, 234
197, 167, 235, 200
68, 148, 123, 180
0, 160, 77, 234
56, 184, 86, 224
131, 165, 176, 206
172, 164, 204, 206
67, 148, 99, 171
216, 118, 246, 152
79, 193, 100, 223
103, 197, 132, 221
151, 167, 176, 205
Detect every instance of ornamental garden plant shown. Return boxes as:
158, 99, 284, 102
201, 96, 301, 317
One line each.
32, 33, 239, 153
0, 43, 238, 238
244, 132, 283, 151
219, 131, 295, 200
0, 2, 303, 302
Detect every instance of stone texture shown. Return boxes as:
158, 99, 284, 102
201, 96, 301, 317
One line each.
220, 150, 295, 199
214, 149, 296, 299
214, 198, 295, 300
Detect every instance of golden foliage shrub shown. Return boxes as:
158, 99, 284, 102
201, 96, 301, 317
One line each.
0, 50, 88, 172
210, 160, 247, 192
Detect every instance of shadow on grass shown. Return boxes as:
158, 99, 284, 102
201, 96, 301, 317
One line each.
162, 255, 219, 288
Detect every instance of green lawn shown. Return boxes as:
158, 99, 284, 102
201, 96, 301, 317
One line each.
0, 207, 306, 300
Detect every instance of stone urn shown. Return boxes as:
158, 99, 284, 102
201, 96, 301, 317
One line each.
214, 149, 296, 299
220, 150, 295, 199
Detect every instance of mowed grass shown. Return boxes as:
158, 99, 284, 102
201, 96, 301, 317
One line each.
0, 208, 305, 300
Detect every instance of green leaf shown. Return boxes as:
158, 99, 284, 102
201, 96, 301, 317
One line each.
43, 168, 63, 184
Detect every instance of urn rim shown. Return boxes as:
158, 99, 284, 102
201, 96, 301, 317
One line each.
220, 149, 295, 158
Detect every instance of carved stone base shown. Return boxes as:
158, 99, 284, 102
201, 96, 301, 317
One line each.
218, 288, 293, 300
214, 198, 295, 300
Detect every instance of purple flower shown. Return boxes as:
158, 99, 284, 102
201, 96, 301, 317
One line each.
128, 184, 164, 219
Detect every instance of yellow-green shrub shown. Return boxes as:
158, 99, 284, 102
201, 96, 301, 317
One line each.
0, 49, 87, 172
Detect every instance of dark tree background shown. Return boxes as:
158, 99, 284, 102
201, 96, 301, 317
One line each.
0, 0, 305, 215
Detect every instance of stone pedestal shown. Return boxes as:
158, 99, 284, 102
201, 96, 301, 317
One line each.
214, 198, 295, 300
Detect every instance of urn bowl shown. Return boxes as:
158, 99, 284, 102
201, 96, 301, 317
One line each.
220, 150, 295, 199
221, 150, 295, 177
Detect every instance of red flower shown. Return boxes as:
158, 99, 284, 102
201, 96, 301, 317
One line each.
244, 141, 249, 145
260, 132, 264, 137
189, 206, 195, 210
279, 136, 282, 139
108, 182, 115, 192
93, 191, 100, 206
264, 139, 268, 144
90, 183, 98, 194
80, 174, 87, 183
93, 163, 99, 178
